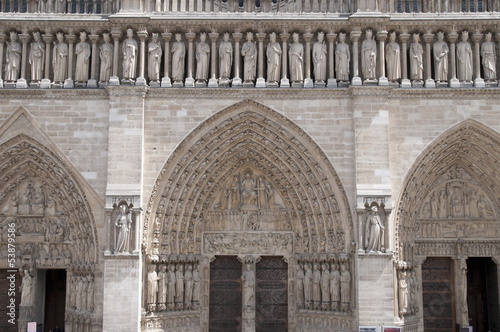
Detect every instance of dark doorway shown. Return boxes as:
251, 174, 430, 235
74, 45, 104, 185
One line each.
43, 269, 66, 332
422, 257, 455, 332
0, 269, 21, 332
467, 257, 499, 332
209, 256, 242, 332
255, 256, 288, 332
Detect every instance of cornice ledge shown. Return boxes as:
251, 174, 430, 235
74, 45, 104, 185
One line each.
390, 87, 500, 99
106, 86, 149, 97
348, 85, 392, 97
0, 88, 108, 99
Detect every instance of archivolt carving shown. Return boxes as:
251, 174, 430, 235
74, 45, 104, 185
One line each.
395, 120, 500, 262
144, 100, 353, 258
0, 135, 98, 268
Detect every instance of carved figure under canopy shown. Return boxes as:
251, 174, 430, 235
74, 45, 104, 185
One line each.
75, 31, 91, 82
158, 265, 167, 308
457, 31, 473, 82
241, 172, 257, 207
195, 33, 210, 82
115, 203, 132, 253
398, 270, 409, 316
147, 265, 159, 309
361, 29, 377, 80
304, 263, 313, 306
242, 263, 255, 307
171, 33, 185, 82
296, 264, 305, 307
340, 264, 350, 309
433, 31, 449, 82
312, 263, 321, 308
20, 269, 34, 306
175, 264, 185, 308
29, 32, 45, 82
365, 205, 384, 253
385, 32, 401, 82
410, 33, 423, 81
313, 32, 327, 83
52, 32, 68, 83
329, 263, 340, 306
289, 33, 304, 83
148, 33, 162, 82
219, 33, 233, 81
241, 32, 257, 82
99, 33, 113, 83
335, 33, 350, 81
320, 263, 330, 308
167, 265, 176, 308
184, 264, 194, 309
5, 31, 22, 82
266, 32, 281, 83
481, 32, 496, 81
122, 28, 138, 80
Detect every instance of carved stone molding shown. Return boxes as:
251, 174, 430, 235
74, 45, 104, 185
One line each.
203, 232, 293, 256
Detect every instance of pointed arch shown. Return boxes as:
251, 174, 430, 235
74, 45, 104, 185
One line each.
394, 119, 500, 261
143, 100, 354, 257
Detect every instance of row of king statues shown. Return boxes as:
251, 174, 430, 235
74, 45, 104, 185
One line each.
0, 28, 497, 88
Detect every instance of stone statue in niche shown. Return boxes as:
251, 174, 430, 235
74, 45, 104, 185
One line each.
195, 33, 210, 84
167, 264, 176, 311
192, 264, 201, 309
5, 31, 21, 82
266, 32, 281, 84
398, 270, 409, 316
114, 202, 132, 253
241, 172, 257, 208
20, 269, 34, 307
219, 32, 232, 84
448, 185, 464, 218
304, 263, 313, 309
340, 263, 350, 311
29, 31, 45, 83
184, 264, 194, 309
171, 33, 185, 83
312, 263, 321, 309
335, 32, 350, 82
99, 33, 113, 83
433, 31, 449, 82
481, 32, 496, 81
175, 264, 184, 310
147, 265, 159, 312
361, 29, 377, 81
148, 33, 162, 83
364, 205, 385, 253
296, 263, 305, 309
87, 275, 94, 312
313, 32, 327, 83
75, 31, 91, 82
241, 31, 257, 83
320, 263, 330, 310
410, 33, 423, 81
457, 31, 473, 82
289, 32, 304, 83
53, 32, 68, 83
122, 28, 138, 81
460, 258, 468, 327
329, 263, 340, 311
158, 265, 167, 311
242, 263, 255, 307
385, 31, 401, 83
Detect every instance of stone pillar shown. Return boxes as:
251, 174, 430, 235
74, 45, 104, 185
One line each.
448, 31, 460, 87
16, 33, 29, 88
109, 30, 122, 86
350, 30, 362, 85
232, 31, 242, 87
326, 32, 337, 87
0, 32, 6, 88
497, 33, 500, 87
377, 30, 388, 85
40, 33, 53, 88
255, 32, 266, 87
303, 31, 314, 87
64, 33, 75, 88
185, 31, 196, 87
399, 33, 411, 88
161, 31, 172, 87
136, 30, 148, 86
423, 32, 436, 88
240, 256, 257, 332
453, 257, 469, 328
88, 33, 99, 88
279, 31, 290, 88
208, 31, 219, 87
472, 32, 485, 87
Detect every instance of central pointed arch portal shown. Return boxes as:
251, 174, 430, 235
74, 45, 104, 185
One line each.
142, 100, 356, 331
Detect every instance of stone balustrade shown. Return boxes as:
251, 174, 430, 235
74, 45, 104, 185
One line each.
0, 26, 498, 89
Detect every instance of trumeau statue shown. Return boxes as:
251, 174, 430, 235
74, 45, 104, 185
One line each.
148, 33, 162, 82
195, 33, 210, 83
361, 29, 377, 80
457, 30, 473, 82
20, 269, 34, 307
115, 203, 132, 253
365, 205, 385, 253
335, 32, 350, 82
75, 31, 91, 82
481, 32, 496, 81
99, 33, 113, 83
171, 33, 185, 83
266, 32, 281, 83
289, 32, 304, 83
219, 32, 233, 82
313, 32, 327, 83
29, 31, 45, 82
433, 31, 449, 82
5, 31, 21, 82
122, 28, 138, 81
410, 33, 423, 81
385, 32, 401, 82
398, 270, 409, 316
242, 263, 255, 307
53, 32, 68, 83
241, 32, 257, 82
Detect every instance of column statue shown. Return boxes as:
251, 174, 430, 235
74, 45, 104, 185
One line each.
158, 265, 167, 310
304, 263, 313, 309
481, 32, 496, 81
385, 32, 401, 82
52, 32, 68, 83
171, 33, 185, 83
335, 32, 350, 82
312, 263, 321, 309
241, 31, 257, 83
329, 263, 340, 311
99, 33, 113, 83
5, 31, 21, 82
175, 264, 185, 310
433, 31, 449, 82
29, 31, 45, 82
122, 28, 138, 81
219, 32, 232, 82
148, 33, 162, 83
296, 263, 305, 309
20, 269, 34, 307
361, 29, 377, 80
242, 263, 255, 307
289, 32, 304, 83
460, 258, 468, 327
398, 270, 409, 316
195, 33, 210, 83
313, 32, 327, 83
75, 31, 91, 82
320, 263, 330, 310
365, 206, 385, 253
167, 264, 176, 310
457, 31, 473, 82
340, 263, 350, 311
184, 264, 194, 309
114, 203, 132, 253
266, 32, 281, 84
410, 33, 423, 81
147, 265, 159, 311
192, 264, 201, 309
